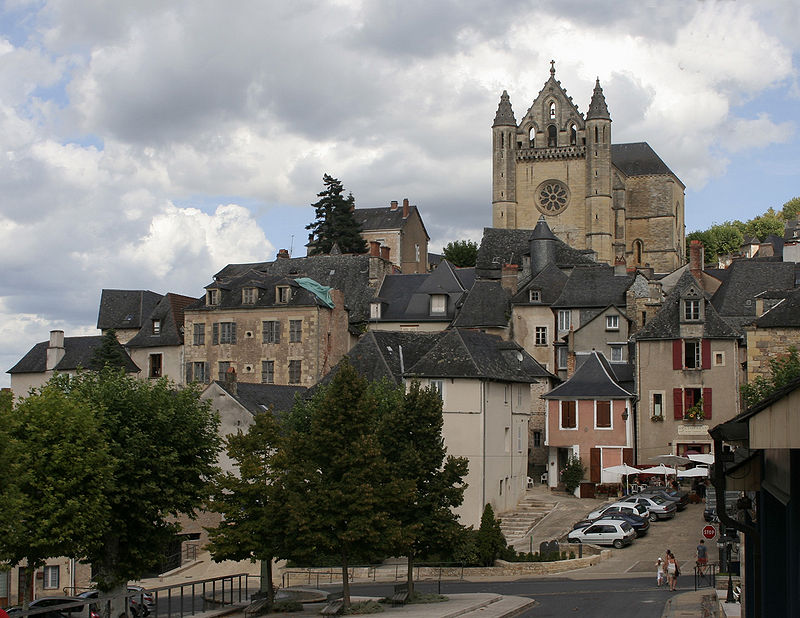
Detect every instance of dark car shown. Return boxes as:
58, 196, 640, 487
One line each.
573, 511, 650, 537
7, 596, 87, 617
77, 588, 150, 618
638, 486, 689, 510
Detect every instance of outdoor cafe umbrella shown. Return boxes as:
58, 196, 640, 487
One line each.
649, 454, 690, 467
602, 463, 640, 493
677, 466, 710, 478
687, 453, 714, 465
640, 464, 676, 483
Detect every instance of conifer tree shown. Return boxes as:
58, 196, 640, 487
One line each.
90, 329, 130, 370
306, 174, 368, 255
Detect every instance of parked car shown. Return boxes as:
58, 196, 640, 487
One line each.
7, 596, 87, 617
619, 494, 677, 521
572, 511, 650, 537
77, 588, 151, 618
586, 501, 649, 521
567, 519, 636, 548
638, 486, 688, 510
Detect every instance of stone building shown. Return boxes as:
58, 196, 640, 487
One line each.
744, 287, 800, 382
491, 61, 685, 273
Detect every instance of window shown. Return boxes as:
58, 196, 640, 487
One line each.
569, 123, 577, 146
547, 124, 557, 147
685, 340, 701, 369
370, 302, 382, 319
148, 353, 162, 378
415, 244, 420, 262
535, 326, 547, 346
558, 310, 571, 331
684, 299, 700, 321
504, 385, 510, 404
504, 427, 510, 452
193, 323, 205, 346
560, 400, 577, 429
206, 289, 219, 306
430, 379, 444, 400
606, 315, 619, 330
242, 287, 257, 304
557, 346, 568, 369
517, 426, 523, 452
533, 431, 542, 447
611, 345, 623, 362
288, 360, 302, 384
529, 289, 541, 303
190, 361, 208, 383
430, 294, 447, 315
642, 311, 647, 325
595, 400, 611, 429
277, 286, 291, 304
213, 322, 237, 345
261, 360, 274, 384
43, 566, 59, 590
218, 361, 231, 381
289, 320, 302, 343
152, 319, 161, 335
714, 352, 725, 367
633, 240, 643, 265
549, 101, 556, 119
263, 320, 280, 344
652, 392, 663, 418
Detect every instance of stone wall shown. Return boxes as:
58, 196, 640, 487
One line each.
746, 327, 800, 382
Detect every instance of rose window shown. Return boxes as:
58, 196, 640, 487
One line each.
536, 180, 570, 215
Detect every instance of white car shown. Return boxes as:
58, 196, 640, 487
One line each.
567, 519, 636, 548
586, 501, 649, 521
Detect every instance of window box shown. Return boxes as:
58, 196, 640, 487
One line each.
650, 414, 664, 422
684, 399, 705, 421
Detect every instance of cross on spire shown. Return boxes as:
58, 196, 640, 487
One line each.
550, 59, 556, 76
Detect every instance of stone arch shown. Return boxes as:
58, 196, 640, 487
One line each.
633, 239, 644, 265
569, 123, 577, 146
547, 125, 557, 147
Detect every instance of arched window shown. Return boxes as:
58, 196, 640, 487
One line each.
529, 127, 535, 147
548, 125, 557, 147
549, 101, 556, 119
500, 132, 504, 149
569, 123, 577, 146
633, 240, 643, 264
594, 126, 599, 142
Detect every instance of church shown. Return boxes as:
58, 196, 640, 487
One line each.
492, 62, 685, 273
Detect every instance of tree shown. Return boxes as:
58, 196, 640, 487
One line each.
475, 504, 507, 567
686, 222, 743, 264
306, 174, 368, 255
377, 381, 469, 594
206, 410, 286, 607
90, 329, 131, 370
780, 196, 800, 221
441, 240, 479, 267
742, 208, 785, 241
0, 379, 113, 607
741, 347, 800, 408
279, 361, 402, 609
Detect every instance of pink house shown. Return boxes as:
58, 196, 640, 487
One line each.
542, 351, 635, 491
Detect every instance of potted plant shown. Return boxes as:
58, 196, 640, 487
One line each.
650, 414, 664, 422
684, 398, 705, 421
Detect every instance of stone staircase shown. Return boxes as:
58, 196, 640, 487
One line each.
499, 492, 559, 541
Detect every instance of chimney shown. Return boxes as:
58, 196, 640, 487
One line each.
380, 246, 390, 261
614, 255, 627, 276
689, 240, 704, 277
501, 263, 519, 295
403, 198, 409, 218
369, 240, 380, 257
277, 249, 290, 259
224, 366, 237, 396
390, 200, 398, 211
566, 350, 576, 378
46, 330, 65, 371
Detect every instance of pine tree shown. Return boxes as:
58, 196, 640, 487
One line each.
306, 174, 368, 255
475, 504, 507, 566
89, 329, 130, 370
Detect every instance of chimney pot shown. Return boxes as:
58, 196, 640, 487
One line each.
224, 366, 237, 395
277, 249, 290, 259
390, 200, 398, 210
369, 240, 380, 257
380, 246, 390, 261
403, 198, 409, 218
47, 330, 66, 371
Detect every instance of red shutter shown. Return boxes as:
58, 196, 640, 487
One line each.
673, 388, 684, 419
703, 388, 712, 420
702, 339, 711, 370
673, 339, 682, 369
590, 448, 601, 483
622, 448, 633, 466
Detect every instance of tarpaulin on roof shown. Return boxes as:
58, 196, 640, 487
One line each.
294, 277, 334, 308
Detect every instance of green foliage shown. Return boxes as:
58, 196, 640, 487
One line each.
686, 223, 744, 264
561, 456, 585, 493
271, 600, 304, 613
441, 240, 479, 267
475, 504, 507, 566
503, 549, 574, 562
344, 600, 384, 614
306, 174, 368, 255
742, 208, 784, 241
780, 196, 800, 220
684, 398, 705, 421
90, 329, 131, 370
741, 347, 800, 409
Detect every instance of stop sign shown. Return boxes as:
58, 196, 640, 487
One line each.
702, 525, 716, 540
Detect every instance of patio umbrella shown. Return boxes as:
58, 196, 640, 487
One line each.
640, 464, 676, 484
649, 454, 690, 467
602, 464, 640, 493
687, 453, 714, 465
677, 466, 710, 478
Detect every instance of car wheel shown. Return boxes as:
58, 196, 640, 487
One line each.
613, 539, 624, 549
649, 512, 658, 522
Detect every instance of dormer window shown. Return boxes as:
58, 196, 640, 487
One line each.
206, 289, 219, 306
276, 286, 291, 304
152, 319, 161, 335
242, 288, 257, 304
370, 302, 382, 319
430, 294, 447, 315
684, 299, 700, 321
529, 290, 541, 303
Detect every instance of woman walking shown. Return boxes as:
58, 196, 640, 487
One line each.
665, 550, 680, 591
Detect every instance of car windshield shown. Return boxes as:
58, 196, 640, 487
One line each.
635, 504, 646, 514
620, 522, 633, 532
650, 495, 667, 504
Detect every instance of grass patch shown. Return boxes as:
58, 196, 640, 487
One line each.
344, 600, 384, 614
409, 592, 448, 604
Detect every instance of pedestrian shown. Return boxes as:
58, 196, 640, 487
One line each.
696, 539, 708, 576
665, 550, 680, 591
656, 556, 666, 587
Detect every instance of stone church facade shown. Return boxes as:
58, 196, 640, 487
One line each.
492, 62, 685, 273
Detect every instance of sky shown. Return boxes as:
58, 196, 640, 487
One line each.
1, 0, 798, 385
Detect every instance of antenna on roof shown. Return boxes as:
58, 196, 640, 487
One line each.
289, 235, 294, 257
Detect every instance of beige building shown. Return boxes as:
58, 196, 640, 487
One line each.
492, 62, 684, 273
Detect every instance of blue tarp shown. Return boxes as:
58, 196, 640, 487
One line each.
294, 277, 335, 308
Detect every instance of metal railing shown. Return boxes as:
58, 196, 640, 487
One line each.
281, 562, 467, 589
147, 573, 260, 617
693, 561, 717, 591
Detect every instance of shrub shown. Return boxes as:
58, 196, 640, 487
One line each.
475, 504, 508, 566
271, 600, 304, 613
561, 456, 586, 493
344, 600, 384, 614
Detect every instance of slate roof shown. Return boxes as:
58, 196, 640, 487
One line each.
97, 290, 163, 330
476, 227, 595, 278
551, 265, 634, 308
345, 331, 438, 384
451, 280, 510, 328
710, 261, 798, 318
511, 263, 569, 306
493, 90, 517, 127
352, 204, 429, 239
755, 287, 800, 328
215, 381, 306, 415
373, 261, 469, 322
586, 79, 610, 120
212, 254, 381, 324
611, 143, 682, 186
126, 293, 197, 348
8, 336, 139, 374
543, 351, 634, 399
634, 271, 740, 340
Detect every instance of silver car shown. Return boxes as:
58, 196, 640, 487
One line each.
619, 495, 677, 521
586, 501, 649, 521
567, 519, 636, 548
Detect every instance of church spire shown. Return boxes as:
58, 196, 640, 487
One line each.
586, 77, 610, 120
492, 90, 517, 127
